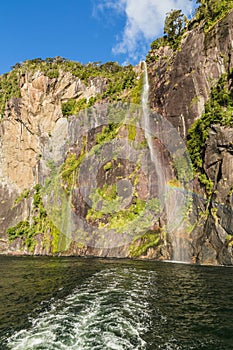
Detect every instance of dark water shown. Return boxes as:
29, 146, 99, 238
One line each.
0, 257, 233, 349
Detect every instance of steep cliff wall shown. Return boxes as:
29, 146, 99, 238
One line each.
1, 9, 233, 264
147, 9, 233, 136
0, 61, 176, 259
147, 9, 233, 265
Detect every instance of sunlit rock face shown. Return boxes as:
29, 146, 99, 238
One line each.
0, 94, 176, 259
0, 71, 109, 254
1, 10, 233, 265
0, 54, 179, 260
1, 71, 107, 190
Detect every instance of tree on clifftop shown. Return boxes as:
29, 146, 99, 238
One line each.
164, 9, 187, 45
195, 0, 233, 27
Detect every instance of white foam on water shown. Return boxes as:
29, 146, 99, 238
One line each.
7, 268, 156, 350
162, 260, 191, 265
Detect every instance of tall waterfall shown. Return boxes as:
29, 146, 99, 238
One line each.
142, 61, 165, 199
141, 61, 191, 262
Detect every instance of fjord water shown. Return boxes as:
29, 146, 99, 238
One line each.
1, 257, 233, 349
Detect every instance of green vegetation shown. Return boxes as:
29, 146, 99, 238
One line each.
187, 72, 233, 194
103, 161, 112, 171
127, 124, 137, 141
10, 58, 130, 83
129, 231, 161, 258
195, 0, 233, 31
148, 9, 187, 53
7, 220, 31, 242
87, 195, 147, 229
86, 158, 147, 226
7, 184, 64, 253
226, 234, 233, 247
190, 95, 200, 106
95, 123, 120, 144
107, 198, 147, 229
61, 98, 88, 116
87, 169, 161, 234
130, 76, 143, 104
13, 189, 30, 206
0, 69, 21, 117
0, 57, 140, 118
87, 183, 122, 217
61, 97, 97, 116
102, 65, 136, 102
61, 144, 86, 193
164, 9, 187, 48
148, 1, 233, 59
150, 36, 168, 51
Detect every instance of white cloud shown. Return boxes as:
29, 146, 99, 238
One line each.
95, 0, 196, 62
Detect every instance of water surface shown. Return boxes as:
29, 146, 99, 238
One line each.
0, 256, 233, 349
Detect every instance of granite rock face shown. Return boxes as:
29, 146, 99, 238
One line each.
147, 9, 233, 137
145, 9, 233, 265
191, 126, 233, 265
0, 68, 174, 259
0, 71, 108, 252
1, 10, 233, 264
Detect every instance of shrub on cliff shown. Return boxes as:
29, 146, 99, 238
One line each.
164, 9, 187, 47
195, 0, 233, 30
187, 72, 233, 194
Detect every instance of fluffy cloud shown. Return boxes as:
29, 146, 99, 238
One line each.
95, 0, 196, 62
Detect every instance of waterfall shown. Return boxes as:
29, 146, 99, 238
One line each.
142, 61, 149, 118
181, 114, 186, 138
142, 61, 165, 198
141, 61, 191, 263
60, 190, 72, 250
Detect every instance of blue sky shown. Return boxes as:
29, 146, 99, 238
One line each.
0, 0, 197, 75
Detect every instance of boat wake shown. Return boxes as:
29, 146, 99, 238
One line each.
7, 267, 156, 350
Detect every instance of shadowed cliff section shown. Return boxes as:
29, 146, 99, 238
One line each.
147, 8, 233, 137
146, 7, 233, 265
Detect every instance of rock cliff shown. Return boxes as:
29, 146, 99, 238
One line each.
147, 9, 233, 265
147, 9, 233, 137
1, 9, 233, 264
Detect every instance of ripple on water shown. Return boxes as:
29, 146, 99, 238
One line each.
7, 268, 156, 350
4, 260, 233, 350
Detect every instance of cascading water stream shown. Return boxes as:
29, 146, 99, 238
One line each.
141, 61, 166, 207
141, 61, 191, 262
